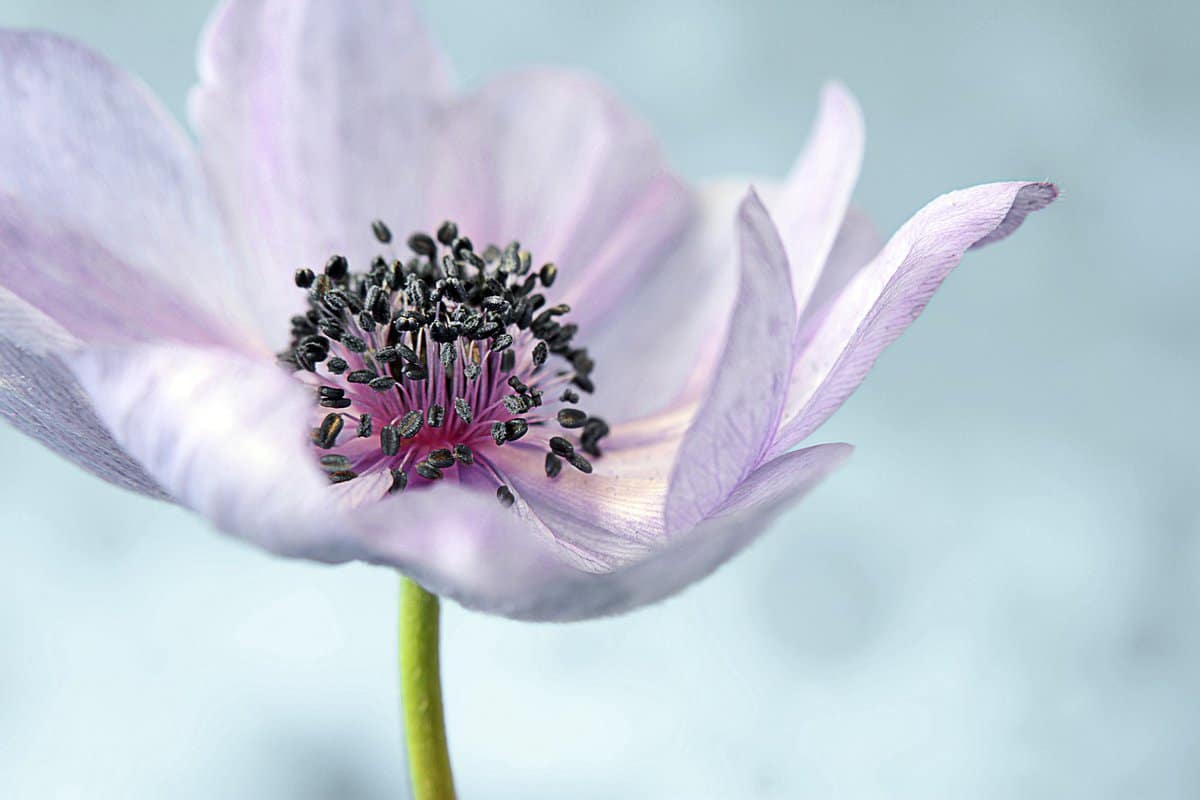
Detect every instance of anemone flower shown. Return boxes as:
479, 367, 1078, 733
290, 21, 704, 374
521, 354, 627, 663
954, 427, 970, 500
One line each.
0, 0, 1055, 795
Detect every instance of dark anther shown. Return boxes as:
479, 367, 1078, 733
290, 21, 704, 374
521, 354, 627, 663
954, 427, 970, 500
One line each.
504, 419, 529, 441
453, 397, 473, 425
580, 415, 610, 457
329, 470, 358, 484
415, 461, 443, 481
427, 449, 455, 469
371, 219, 393, 244
325, 255, 349, 280
496, 485, 516, 508
428, 404, 445, 428
320, 454, 351, 472
398, 410, 424, 439
436, 220, 458, 245
380, 424, 400, 456
297, 218, 609, 491
452, 236, 474, 259
557, 408, 587, 429
393, 313, 421, 332
316, 413, 344, 449
503, 395, 531, 414
407, 233, 437, 258
369, 376, 397, 391
388, 469, 408, 494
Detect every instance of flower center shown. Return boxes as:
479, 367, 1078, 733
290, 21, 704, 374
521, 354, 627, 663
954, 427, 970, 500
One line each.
280, 219, 609, 506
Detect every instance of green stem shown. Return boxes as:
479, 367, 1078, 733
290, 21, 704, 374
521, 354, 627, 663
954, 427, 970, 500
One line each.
399, 577, 456, 800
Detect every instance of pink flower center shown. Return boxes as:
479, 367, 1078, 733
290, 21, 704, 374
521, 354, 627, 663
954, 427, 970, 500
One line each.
281, 219, 608, 506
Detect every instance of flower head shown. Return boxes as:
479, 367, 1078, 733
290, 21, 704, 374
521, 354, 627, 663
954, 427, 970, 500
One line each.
0, 0, 1055, 620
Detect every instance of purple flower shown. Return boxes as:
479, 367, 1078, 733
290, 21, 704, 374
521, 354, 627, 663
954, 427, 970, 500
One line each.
0, 1, 1054, 621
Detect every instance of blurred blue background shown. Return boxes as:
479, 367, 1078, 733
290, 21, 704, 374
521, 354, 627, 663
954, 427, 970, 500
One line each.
1, 1, 1196, 797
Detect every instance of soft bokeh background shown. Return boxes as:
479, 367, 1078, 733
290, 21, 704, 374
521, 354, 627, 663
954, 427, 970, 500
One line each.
1, 1, 1196, 797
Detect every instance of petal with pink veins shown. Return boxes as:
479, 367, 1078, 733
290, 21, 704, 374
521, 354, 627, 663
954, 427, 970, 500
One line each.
665, 190, 797, 532
769, 181, 1058, 456
0, 289, 163, 495
0, 32, 255, 350
773, 82, 865, 312
190, 0, 454, 345
423, 69, 694, 331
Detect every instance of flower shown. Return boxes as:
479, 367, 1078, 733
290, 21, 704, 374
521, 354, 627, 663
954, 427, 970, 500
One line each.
0, 0, 1054, 621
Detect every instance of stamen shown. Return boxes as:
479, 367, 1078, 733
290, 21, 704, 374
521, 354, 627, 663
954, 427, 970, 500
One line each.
453, 398, 473, 425
427, 404, 445, 428
427, 449, 455, 469
371, 219, 393, 244
415, 461, 442, 481
285, 219, 612, 508
557, 408, 587, 429
496, 485, 516, 508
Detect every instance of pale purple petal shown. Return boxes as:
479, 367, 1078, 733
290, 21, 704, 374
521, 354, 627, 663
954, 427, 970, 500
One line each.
795, 207, 883, 336
586, 179, 745, 422
769, 181, 1058, 456
66, 343, 603, 615
64, 339, 851, 620
665, 191, 797, 532
773, 82, 865, 312
0, 32, 254, 349
0, 290, 163, 496
190, 0, 453, 344
500, 442, 852, 621
483, 415, 688, 571
422, 69, 693, 331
